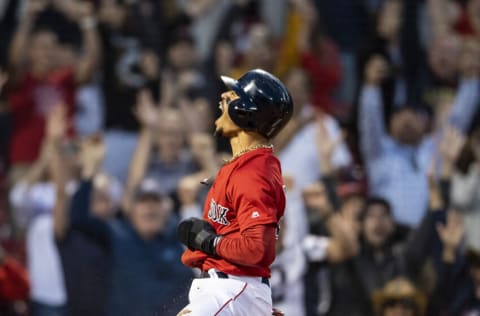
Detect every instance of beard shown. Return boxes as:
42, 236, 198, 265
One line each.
214, 126, 238, 138
214, 127, 223, 137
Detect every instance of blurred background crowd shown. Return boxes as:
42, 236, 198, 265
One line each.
0, 0, 479, 315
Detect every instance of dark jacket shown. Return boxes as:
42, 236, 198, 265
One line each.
70, 180, 193, 316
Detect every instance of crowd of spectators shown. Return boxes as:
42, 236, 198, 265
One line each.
0, 0, 479, 315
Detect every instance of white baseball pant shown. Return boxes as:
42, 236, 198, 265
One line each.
178, 269, 272, 316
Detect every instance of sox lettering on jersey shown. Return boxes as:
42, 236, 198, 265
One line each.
208, 198, 230, 225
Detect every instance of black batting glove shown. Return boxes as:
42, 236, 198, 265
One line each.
177, 218, 220, 256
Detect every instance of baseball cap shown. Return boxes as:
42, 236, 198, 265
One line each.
134, 178, 163, 202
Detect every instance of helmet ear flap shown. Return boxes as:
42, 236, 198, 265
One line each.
228, 98, 256, 129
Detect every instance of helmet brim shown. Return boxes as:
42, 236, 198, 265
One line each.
220, 75, 257, 109
220, 75, 241, 94
220, 75, 237, 88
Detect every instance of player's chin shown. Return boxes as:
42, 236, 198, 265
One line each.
214, 127, 224, 137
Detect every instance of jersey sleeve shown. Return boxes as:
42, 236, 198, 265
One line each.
181, 248, 208, 268
229, 157, 285, 231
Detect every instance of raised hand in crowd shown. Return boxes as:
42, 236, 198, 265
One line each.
436, 210, 464, 263
177, 133, 219, 218
439, 125, 467, 178
364, 54, 390, 86
9, 0, 100, 84
25, 0, 49, 19
303, 182, 358, 263
159, 71, 176, 109
71, 0, 101, 84
80, 135, 105, 181
177, 97, 212, 134
139, 50, 161, 81
427, 125, 466, 211
315, 113, 345, 175
303, 181, 334, 221
18, 104, 68, 186
8, 0, 48, 69
123, 90, 159, 211
177, 175, 203, 219
134, 89, 160, 130
46, 104, 69, 144
173, 70, 212, 134
291, 0, 318, 52
63, 0, 95, 22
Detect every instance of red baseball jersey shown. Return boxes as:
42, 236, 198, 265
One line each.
181, 147, 286, 277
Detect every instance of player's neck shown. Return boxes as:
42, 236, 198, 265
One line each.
229, 132, 270, 157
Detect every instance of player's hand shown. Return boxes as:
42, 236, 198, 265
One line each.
177, 218, 219, 256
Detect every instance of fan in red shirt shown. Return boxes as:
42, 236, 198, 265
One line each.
6, 1, 100, 172
177, 69, 293, 316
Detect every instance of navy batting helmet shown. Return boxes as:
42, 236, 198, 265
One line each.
221, 69, 293, 139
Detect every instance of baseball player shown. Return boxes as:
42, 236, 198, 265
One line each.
176, 69, 293, 316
